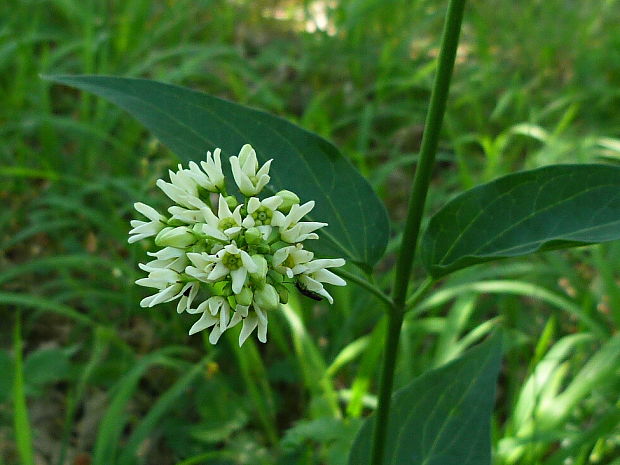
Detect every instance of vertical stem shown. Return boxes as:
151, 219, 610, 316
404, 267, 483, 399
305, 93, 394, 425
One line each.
392, 0, 467, 309
369, 310, 403, 463
370, 1, 467, 464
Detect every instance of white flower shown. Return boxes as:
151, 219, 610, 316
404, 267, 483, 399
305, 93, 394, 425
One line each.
188, 296, 231, 344
135, 254, 200, 311
241, 196, 283, 230
136, 267, 183, 308
128, 202, 167, 243
272, 244, 314, 278
297, 258, 346, 304
228, 305, 268, 346
201, 195, 244, 241
186, 148, 225, 193
167, 206, 204, 224
208, 242, 258, 294
229, 144, 272, 196
272, 201, 327, 243
156, 169, 207, 210
175, 284, 200, 314
185, 252, 216, 282
146, 246, 186, 269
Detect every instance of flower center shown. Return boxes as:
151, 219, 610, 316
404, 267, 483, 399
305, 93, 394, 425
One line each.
222, 252, 242, 270
284, 254, 296, 269
252, 206, 273, 226
218, 217, 237, 231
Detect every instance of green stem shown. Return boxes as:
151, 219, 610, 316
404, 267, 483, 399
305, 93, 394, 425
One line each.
333, 268, 393, 308
370, 1, 467, 464
404, 277, 434, 311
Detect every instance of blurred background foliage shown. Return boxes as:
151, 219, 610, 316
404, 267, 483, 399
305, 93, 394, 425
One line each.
1, 0, 620, 464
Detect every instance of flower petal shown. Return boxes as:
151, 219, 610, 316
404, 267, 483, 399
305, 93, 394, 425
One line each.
239, 313, 258, 346
189, 313, 218, 335
134, 202, 165, 222
208, 262, 229, 281
230, 267, 247, 294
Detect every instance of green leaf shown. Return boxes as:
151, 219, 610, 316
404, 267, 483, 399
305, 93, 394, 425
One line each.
422, 164, 620, 277
23, 347, 72, 395
348, 333, 502, 465
43, 75, 388, 269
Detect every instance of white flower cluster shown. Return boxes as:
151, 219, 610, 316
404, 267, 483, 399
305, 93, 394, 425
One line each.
129, 144, 346, 346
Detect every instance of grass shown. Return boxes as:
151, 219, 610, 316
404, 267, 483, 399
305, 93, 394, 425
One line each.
1, 0, 619, 463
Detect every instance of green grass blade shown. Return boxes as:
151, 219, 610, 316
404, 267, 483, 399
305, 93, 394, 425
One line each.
92, 347, 190, 465
280, 300, 341, 419
118, 355, 213, 465
12, 313, 35, 465
1, 292, 95, 325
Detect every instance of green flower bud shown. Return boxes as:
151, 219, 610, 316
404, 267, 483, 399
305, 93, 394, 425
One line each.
224, 195, 238, 210
166, 218, 186, 227
227, 295, 237, 308
276, 190, 300, 214
257, 243, 271, 254
268, 270, 284, 284
270, 240, 289, 253
254, 284, 280, 311
274, 283, 288, 304
245, 227, 263, 245
236, 287, 253, 306
266, 228, 280, 244
250, 254, 268, 283
155, 226, 195, 248
213, 281, 232, 296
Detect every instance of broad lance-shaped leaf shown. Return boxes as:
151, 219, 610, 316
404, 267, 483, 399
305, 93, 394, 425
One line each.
422, 164, 620, 278
348, 333, 502, 465
44, 75, 388, 270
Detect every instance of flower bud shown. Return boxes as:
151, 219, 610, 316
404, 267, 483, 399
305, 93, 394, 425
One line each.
155, 226, 195, 248
257, 243, 271, 254
245, 227, 263, 245
236, 286, 253, 306
276, 190, 300, 213
166, 218, 186, 227
254, 284, 280, 311
270, 240, 289, 253
213, 280, 232, 296
250, 254, 268, 282
268, 270, 284, 284
224, 195, 238, 210
274, 283, 288, 304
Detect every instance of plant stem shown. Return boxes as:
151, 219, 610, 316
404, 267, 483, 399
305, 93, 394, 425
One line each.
369, 1, 467, 463
404, 276, 434, 311
333, 268, 393, 307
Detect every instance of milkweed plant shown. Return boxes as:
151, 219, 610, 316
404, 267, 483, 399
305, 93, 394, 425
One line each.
47, 0, 620, 463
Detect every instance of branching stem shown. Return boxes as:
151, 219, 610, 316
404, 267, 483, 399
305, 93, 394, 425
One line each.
369, 1, 467, 463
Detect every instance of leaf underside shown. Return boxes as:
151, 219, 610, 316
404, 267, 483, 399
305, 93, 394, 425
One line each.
44, 75, 389, 270
421, 164, 620, 277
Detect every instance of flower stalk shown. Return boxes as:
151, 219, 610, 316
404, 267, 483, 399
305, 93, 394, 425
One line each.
369, 1, 467, 463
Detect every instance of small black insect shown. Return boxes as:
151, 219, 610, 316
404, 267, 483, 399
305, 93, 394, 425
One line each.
296, 281, 323, 301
